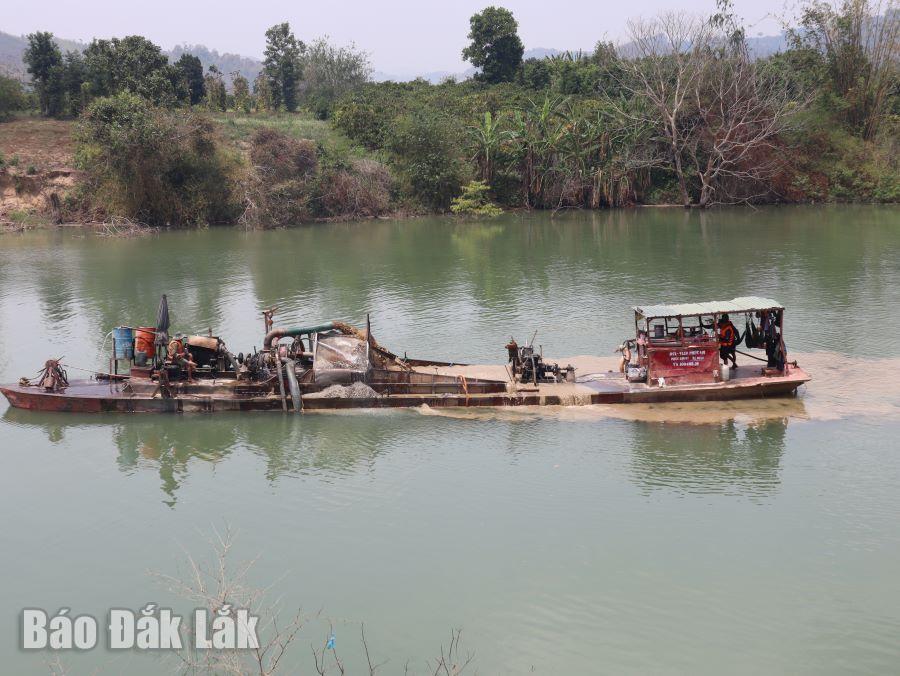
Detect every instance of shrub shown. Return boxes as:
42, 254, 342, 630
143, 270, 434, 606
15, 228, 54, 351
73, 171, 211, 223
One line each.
0, 74, 27, 121
450, 180, 503, 216
26, 165, 38, 175
320, 158, 392, 218
384, 111, 467, 210
75, 92, 242, 226
249, 127, 318, 181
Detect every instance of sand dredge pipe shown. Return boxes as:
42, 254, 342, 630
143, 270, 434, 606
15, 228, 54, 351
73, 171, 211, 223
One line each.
264, 323, 336, 350
282, 358, 302, 412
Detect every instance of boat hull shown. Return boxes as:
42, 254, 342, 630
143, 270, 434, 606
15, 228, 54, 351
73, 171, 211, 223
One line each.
0, 364, 811, 413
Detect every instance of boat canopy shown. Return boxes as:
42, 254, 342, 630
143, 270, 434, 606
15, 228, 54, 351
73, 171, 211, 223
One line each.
634, 296, 784, 320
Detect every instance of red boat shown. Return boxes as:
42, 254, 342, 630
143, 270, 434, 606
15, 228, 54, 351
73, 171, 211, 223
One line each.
0, 297, 809, 413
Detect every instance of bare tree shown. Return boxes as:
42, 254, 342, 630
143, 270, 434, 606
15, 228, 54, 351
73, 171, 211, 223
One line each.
610, 9, 806, 206
687, 49, 804, 206
613, 13, 714, 206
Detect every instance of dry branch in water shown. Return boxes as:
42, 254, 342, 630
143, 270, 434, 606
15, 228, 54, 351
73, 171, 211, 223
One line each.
149, 525, 475, 675
150, 525, 304, 675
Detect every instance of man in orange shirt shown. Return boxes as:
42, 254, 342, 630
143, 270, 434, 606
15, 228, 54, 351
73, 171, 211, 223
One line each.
717, 314, 738, 369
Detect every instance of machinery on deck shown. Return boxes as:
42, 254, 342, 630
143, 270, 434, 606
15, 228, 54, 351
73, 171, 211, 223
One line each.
505, 335, 575, 385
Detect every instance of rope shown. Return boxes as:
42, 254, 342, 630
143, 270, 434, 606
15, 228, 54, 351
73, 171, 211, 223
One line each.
60, 362, 128, 378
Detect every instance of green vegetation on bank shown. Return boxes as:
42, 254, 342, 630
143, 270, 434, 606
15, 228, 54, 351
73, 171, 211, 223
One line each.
1, 0, 897, 228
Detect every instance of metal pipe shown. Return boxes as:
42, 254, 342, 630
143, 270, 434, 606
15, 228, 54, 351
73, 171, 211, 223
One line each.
282, 358, 302, 412
275, 363, 287, 412
263, 323, 336, 350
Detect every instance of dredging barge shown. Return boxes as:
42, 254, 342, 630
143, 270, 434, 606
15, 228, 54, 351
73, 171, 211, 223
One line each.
0, 296, 810, 413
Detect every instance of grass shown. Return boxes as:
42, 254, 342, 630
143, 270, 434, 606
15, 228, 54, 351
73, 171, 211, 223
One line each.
210, 111, 372, 163
4, 209, 48, 227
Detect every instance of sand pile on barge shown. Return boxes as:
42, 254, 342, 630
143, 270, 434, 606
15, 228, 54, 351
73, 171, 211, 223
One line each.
306, 382, 381, 399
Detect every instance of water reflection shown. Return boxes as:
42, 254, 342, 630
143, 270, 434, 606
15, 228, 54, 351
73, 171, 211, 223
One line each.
628, 417, 789, 498
3, 408, 398, 506
5, 401, 794, 505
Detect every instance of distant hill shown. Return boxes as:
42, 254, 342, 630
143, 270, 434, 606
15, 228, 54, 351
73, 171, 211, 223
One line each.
167, 44, 262, 83
0, 31, 86, 78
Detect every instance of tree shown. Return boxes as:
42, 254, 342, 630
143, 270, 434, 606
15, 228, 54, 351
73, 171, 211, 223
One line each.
204, 66, 226, 112
385, 110, 468, 209
231, 71, 251, 113
82, 36, 177, 106
788, 0, 899, 139
0, 75, 27, 121
253, 72, 275, 112
23, 31, 64, 116
263, 22, 304, 111
298, 37, 371, 118
468, 111, 509, 185
610, 7, 805, 207
519, 58, 551, 89
462, 6, 525, 84
175, 53, 206, 105
60, 50, 87, 117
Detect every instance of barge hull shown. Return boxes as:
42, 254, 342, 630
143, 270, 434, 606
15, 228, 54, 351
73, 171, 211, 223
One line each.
0, 365, 809, 413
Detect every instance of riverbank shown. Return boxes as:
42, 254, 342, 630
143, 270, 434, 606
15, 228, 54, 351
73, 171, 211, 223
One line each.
1, 112, 897, 231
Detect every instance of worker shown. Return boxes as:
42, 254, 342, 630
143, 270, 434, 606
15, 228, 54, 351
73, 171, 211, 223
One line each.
717, 314, 738, 369
167, 333, 198, 381
505, 337, 520, 374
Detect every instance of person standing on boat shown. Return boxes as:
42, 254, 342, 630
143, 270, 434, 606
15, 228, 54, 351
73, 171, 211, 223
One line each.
718, 314, 738, 369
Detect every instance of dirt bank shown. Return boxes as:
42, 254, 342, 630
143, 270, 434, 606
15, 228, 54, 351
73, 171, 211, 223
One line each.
0, 118, 80, 228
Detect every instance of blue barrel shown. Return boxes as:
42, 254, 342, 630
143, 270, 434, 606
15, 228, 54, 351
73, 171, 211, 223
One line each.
113, 326, 134, 360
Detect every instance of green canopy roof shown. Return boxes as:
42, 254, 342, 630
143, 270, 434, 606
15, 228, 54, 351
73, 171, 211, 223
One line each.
634, 296, 783, 319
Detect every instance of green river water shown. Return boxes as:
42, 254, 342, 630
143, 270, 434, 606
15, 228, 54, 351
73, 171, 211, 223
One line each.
0, 205, 899, 674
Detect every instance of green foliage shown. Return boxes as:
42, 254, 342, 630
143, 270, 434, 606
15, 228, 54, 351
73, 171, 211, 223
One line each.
204, 66, 226, 112
0, 74, 27, 120
75, 92, 242, 225
82, 36, 182, 106
384, 110, 468, 210
252, 73, 275, 112
451, 180, 503, 216
297, 37, 371, 119
175, 53, 206, 106
231, 71, 251, 113
26, 165, 37, 175
788, 0, 899, 139
263, 23, 304, 112
23, 31, 64, 116
519, 58, 551, 90
462, 6, 525, 84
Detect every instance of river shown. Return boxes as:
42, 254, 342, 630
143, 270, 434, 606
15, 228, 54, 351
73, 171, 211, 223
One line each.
1, 205, 899, 674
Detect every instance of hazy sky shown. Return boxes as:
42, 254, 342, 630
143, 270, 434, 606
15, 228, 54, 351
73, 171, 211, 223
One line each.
5, 0, 792, 75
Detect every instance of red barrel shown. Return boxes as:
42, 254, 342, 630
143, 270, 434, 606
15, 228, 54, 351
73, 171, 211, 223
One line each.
134, 327, 156, 358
